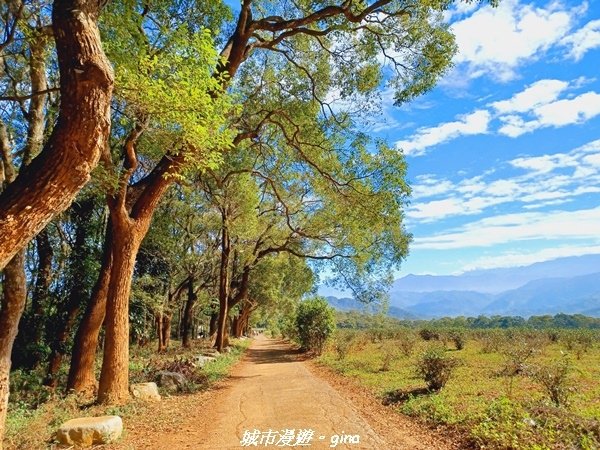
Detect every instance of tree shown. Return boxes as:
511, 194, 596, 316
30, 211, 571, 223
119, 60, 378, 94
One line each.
0, 0, 113, 445
73, 1, 232, 404
0, 0, 114, 270
71, 0, 458, 404
295, 297, 336, 354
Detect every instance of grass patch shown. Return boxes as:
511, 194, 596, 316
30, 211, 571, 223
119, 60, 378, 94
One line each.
319, 329, 600, 449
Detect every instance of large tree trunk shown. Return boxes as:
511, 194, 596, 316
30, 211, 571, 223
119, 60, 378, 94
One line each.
162, 314, 172, 350
94, 129, 182, 404
0, 0, 114, 270
97, 217, 143, 405
0, 250, 27, 449
182, 277, 196, 348
0, 24, 51, 447
233, 300, 254, 338
67, 229, 112, 394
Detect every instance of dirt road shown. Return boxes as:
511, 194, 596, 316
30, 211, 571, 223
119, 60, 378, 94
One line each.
115, 336, 461, 450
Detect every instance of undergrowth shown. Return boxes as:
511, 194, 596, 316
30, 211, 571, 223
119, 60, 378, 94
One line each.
4, 338, 250, 449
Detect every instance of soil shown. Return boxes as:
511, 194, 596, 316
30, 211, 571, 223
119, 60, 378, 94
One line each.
108, 336, 466, 449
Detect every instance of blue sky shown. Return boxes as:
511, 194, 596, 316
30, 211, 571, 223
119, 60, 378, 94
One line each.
368, 0, 600, 277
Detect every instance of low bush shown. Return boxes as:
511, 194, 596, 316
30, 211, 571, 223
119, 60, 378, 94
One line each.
416, 346, 459, 391
449, 330, 466, 350
528, 356, 575, 407
333, 330, 356, 360
419, 328, 440, 341
295, 297, 335, 355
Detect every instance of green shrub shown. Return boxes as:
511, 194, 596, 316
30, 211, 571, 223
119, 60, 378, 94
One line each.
397, 330, 418, 357
295, 297, 335, 355
419, 328, 439, 341
478, 329, 505, 354
416, 346, 458, 391
529, 356, 575, 407
500, 338, 540, 377
471, 397, 533, 449
379, 340, 400, 371
449, 330, 466, 350
472, 397, 600, 449
333, 330, 356, 360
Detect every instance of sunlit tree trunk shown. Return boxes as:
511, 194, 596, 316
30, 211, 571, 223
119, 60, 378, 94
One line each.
96, 150, 182, 404
97, 215, 143, 404
0, 0, 114, 270
0, 250, 27, 449
67, 230, 112, 394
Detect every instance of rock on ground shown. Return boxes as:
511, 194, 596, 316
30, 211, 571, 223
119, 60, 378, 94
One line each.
195, 355, 216, 367
130, 382, 161, 401
56, 415, 122, 447
156, 371, 188, 392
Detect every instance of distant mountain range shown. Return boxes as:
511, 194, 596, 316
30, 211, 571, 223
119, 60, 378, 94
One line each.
326, 255, 600, 319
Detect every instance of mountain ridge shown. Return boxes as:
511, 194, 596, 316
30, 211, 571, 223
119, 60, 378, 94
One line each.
326, 255, 600, 319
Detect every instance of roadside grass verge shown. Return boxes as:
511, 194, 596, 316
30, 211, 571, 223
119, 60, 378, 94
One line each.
4, 338, 251, 449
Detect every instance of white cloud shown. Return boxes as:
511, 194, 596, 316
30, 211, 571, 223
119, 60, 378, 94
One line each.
411, 176, 454, 199
561, 19, 600, 60
535, 91, 600, 126
408, 198, 467, 220
510, 153, 577, 173
413, 207, 600, 250
397, 77, 599, 154
396, 110, 490, 156
490, 79, 569, 114
407, 139, 600, 221
450, 0, 575, 81
496, 90, 600, 137
497, 115, 537, 137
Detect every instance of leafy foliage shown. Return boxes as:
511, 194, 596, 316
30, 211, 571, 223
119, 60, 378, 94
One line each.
295, 297, 336, 354
415, 346, 459, 391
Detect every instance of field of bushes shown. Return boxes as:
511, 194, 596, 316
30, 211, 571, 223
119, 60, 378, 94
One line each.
319, 323, 600, 449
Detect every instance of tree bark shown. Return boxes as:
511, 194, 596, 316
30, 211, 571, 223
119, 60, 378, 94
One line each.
209, 312, 218, 344
182, 276, 196, 348
0, 250, 27, 449
0, 0, 114, 270
95, 136, 182, 404
44, 200, 95, 388
155, 310, 173, 352
66, 229, 112, 394
97, 216, 143, 405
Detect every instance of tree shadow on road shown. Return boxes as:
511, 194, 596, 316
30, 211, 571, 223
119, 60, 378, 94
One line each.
246, 341, 309, 364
